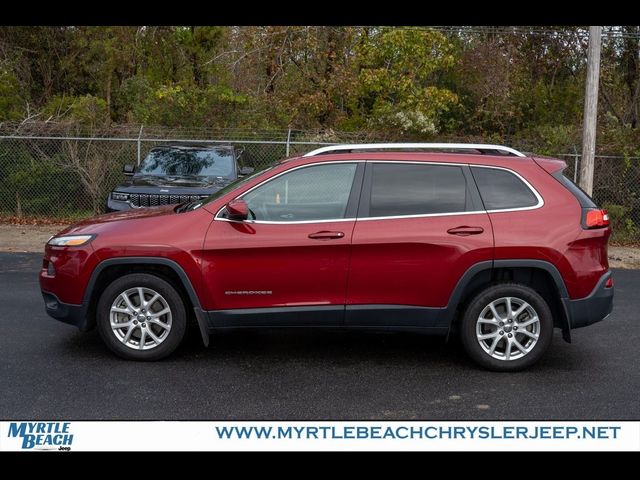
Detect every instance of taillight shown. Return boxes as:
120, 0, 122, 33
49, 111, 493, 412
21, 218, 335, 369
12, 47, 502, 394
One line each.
605, 277, 614, 289
582, 208, 610, 229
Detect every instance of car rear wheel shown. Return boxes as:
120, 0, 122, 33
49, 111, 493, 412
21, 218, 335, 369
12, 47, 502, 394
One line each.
460, 283, 553, 371
97, 273, 187, 361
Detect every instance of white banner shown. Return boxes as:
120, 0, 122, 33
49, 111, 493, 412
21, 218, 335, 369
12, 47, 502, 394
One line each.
0, 421, 638, 451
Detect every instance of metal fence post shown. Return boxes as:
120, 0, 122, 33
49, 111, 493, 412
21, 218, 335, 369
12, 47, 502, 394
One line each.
137, 125, 144, 165
573, 145, 579, 183
286, 128, 292, 157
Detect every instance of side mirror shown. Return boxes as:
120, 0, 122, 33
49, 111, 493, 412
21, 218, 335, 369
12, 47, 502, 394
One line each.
123, 164, 135, 176
238, 166, 254, 176
225, 199, 249, 221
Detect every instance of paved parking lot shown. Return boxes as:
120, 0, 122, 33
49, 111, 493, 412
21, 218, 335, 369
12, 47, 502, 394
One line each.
1, 252, 638, 420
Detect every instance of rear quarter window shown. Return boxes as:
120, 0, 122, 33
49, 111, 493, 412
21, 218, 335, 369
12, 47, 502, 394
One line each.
471, 167, 539, 210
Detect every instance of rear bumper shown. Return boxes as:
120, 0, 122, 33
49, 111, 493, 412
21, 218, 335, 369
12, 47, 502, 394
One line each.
42, 291, 90, 331
564, 271, 614, 329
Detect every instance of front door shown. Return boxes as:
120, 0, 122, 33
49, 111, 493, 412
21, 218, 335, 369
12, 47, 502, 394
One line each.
202, 162, 363, 326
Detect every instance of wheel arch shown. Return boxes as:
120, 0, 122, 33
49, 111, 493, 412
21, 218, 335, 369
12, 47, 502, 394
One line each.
84, 257, 210, 346
444, 259, 572, 342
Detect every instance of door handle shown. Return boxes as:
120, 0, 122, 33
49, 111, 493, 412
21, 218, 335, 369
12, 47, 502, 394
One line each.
308, 231, 345, 240
447, 226, 484, 236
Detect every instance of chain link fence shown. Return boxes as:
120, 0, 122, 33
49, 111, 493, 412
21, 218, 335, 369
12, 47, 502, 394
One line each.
0, 129, 336, 221
0, 125, 639, 242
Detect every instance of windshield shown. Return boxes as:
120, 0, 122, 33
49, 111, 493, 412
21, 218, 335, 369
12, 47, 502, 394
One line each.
138, 147, 236, 178
179, 164, 276, 212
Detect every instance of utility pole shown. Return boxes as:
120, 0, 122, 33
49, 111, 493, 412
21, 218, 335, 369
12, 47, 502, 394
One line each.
579, 26, 602, 196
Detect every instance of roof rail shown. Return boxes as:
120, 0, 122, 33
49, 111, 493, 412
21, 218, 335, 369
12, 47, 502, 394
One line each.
303, 143, 527, 158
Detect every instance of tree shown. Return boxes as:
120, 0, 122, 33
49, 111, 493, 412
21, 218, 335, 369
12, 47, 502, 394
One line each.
350, 28, 458, 135
0, 25, 637, 145
0, 69, 24, 121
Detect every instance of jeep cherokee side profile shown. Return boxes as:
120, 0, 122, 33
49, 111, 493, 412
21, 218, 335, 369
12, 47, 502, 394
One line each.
40, 143, 613, 371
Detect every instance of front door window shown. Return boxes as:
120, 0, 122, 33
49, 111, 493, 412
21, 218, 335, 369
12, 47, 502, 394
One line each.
242, 163, 357, 222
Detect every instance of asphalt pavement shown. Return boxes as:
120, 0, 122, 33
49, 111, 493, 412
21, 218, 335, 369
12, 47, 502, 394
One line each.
1, 252, 638, 420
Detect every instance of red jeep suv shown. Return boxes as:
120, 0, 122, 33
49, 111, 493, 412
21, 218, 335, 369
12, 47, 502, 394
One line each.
39, 143, 613, 371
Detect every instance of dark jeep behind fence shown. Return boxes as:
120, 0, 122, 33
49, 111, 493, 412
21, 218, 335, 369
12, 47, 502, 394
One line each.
107, 143, 253, 212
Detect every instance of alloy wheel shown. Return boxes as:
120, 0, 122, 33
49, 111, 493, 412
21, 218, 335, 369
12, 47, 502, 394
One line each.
109, 287, 172, 350
475, 296, 540, 361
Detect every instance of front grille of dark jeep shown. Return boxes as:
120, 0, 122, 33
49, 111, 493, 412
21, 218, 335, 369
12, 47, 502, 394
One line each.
129, 193, 208, 207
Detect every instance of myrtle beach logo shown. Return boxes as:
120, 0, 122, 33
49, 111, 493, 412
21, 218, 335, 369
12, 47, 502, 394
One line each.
7, 422, 73, 450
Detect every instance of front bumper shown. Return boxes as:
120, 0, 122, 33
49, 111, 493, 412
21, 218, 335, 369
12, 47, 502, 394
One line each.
40, 242, 99, 331
564, 270, 614, 329
41, 291, 90, 331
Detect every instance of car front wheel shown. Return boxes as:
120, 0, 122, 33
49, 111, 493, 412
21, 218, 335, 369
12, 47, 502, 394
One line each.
96, 273, 187, 361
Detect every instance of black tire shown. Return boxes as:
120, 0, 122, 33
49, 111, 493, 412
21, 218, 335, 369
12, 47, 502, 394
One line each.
96, 273, 187, 361
460, 283, 553, 372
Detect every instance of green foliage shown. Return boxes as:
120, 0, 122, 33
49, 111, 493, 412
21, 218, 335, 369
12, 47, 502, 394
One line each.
521, 79, 583, 127
603, 203, 640, 243
0, 25, 637, 146
0, 142, 88, 217
512, 125, 579, 155
115, 76, 155, 123
43, 95, 110, 127
146, 84, 247, 127
353, 29, 458, 135
0, 69, 24, 121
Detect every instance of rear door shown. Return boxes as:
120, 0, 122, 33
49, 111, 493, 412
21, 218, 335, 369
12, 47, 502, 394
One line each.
346, 161, 494, 327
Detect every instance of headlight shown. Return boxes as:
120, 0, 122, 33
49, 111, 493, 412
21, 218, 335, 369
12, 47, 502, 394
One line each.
111, 192, 129, 201
48, 235, 95, 247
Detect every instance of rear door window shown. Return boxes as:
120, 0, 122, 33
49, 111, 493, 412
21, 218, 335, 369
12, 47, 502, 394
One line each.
368, 163, 469, 217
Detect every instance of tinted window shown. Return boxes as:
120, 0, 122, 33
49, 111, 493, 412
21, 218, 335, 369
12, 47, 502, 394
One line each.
471, 167, 538, 210
369, 163, 468, 217
242, 163, 357, 222
139, 147, 235, 178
